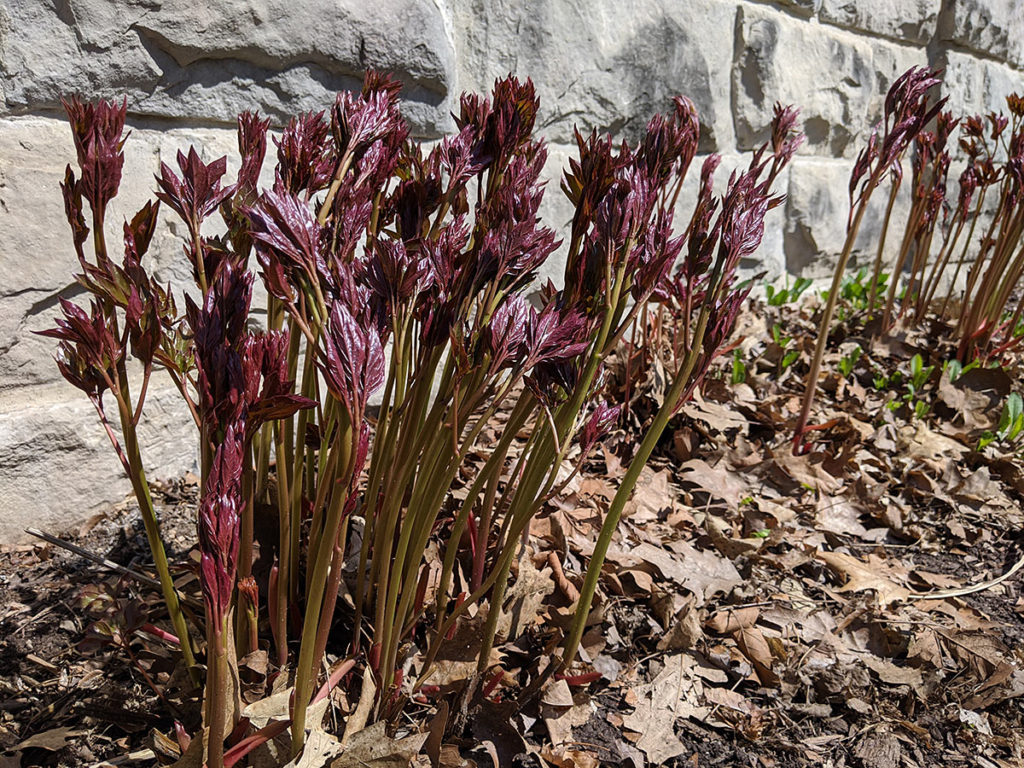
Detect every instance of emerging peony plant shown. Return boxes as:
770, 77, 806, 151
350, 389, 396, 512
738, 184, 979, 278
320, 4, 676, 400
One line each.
43, 72, 797, 766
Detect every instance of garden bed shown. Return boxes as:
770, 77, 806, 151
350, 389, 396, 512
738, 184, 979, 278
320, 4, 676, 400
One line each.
3, 296, 1022, 768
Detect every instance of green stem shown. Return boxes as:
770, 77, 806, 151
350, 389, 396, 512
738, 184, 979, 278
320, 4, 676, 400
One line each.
561, 301, 711, 669
793, 197, 871, 451
206, 621, 229, 768
115, 390, 198, 679
290, 423, 353, 756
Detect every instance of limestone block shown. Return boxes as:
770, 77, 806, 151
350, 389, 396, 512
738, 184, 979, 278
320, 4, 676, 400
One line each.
942, 50, 1023, 122
0, 117, 255, 389
768, 0, 822, 18
940, 0, 1024, 68
820, 0, 940, 44
0, 383, 196, 542
783, 157, 912, 278
734, 5, 924, 158
451, 0, 736, 151
0, 0, 455, 134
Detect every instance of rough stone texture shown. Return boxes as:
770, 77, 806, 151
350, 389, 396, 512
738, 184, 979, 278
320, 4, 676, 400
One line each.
2, 0, 1024, 536
940, 0, 1024, 69
451, 0, 736, 151
783, 157, 913, 278
941, 50, 1023, 119
0, 0, 456, 134
769, 0, 822, 18
734, 5, 925, 157
0, 117, 252, 391
820, 0, 941, 44
0, 383, 196, 541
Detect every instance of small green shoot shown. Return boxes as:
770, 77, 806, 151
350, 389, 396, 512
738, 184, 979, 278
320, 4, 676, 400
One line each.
731, 348, 747, 384
766, 276, 812, 306
838, 345, 862, 378
979, 392, 1024, 450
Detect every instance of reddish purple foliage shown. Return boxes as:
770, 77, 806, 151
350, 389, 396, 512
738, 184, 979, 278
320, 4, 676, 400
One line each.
198, 424, 244, 630
62, 97, 128, 219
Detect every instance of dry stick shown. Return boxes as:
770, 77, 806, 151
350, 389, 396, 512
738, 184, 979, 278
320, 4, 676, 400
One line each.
23, 527, 203, 611
909, 549, 1024, 600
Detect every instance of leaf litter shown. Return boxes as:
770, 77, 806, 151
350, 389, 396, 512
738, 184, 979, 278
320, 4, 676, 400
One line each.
2, 298, 1024, 767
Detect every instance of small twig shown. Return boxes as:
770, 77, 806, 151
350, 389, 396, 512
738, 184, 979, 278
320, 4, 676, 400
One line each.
26, 527, 160, 588
909, 549, 1024, 600
25, 527, 202, 610
25, 654, 58, 673
86, 748, 156, 768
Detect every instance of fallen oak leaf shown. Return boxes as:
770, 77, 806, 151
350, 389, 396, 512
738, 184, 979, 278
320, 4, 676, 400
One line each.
330, 722, 427, 768
621, 654, 708, 764
735, 624, 778, 687
539, 746, 601, 768
815, 551, 911, 605
13, 727, 85, 752
705, 606, 759, 634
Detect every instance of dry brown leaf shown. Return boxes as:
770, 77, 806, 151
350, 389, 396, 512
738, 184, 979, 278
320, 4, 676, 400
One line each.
438, 745, 475, 768
627, 467, 679, 521
540, 678, 574, 708
543, 696, 594, 751
901, 422, 968, 469
621, 654, 707, 764
663, 540, 743, 605
815, 496, 868, 538
705, 606, 759, 634
498, 552, 554, 640
861, 655, 925, 695
540, 746, 600, 768
705, 514, 763, 558
770, 450, 844, 494
678, 459, 749, 508
331, 722, 427, 768
735, 624, 777, 686
681, 391, 750, 435
816, 551, 911, 605
13, 727, 84, 752
658, 598, 704, 651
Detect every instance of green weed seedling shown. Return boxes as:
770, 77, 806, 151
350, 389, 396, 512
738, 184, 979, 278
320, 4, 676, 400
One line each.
838, 345, 862, 378
907, 353, 934, 396
732, 348, 748, 384
765, 276, 812, 306
877, 354, 934, 418
821, 268, 890, 313
943, 358, 980, 383
978, 392, 1024, 450
900, 353, 935, 418
770, 323, 800, 372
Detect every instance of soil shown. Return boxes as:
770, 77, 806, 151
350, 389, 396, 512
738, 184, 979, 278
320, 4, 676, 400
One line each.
3, 299, 1024, 768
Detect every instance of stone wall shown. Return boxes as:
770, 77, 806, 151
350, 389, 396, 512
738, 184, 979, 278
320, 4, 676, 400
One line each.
0, 0, 1021, 538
